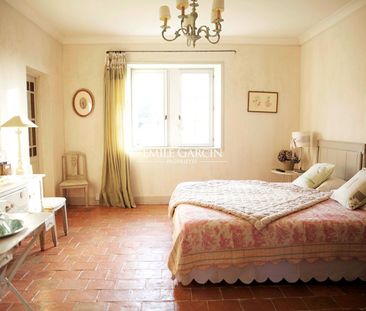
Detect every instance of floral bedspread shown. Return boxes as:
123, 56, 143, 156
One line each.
168, 200, 366, 276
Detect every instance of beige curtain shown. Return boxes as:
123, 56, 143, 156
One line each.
100, 52, 135, 208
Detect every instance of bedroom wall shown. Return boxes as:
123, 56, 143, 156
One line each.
63, 43, 300, 204
300, 6, 366, 143
0, 1, 64, 195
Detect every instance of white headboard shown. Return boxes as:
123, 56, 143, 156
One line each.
318, 140, 366, 180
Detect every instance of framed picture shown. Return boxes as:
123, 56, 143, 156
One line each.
72, 88, 95, 117
247, 91, 278, 113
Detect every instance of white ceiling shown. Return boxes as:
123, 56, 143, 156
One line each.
5, 0, 364, 44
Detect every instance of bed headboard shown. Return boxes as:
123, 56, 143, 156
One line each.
317, 140, 366, 180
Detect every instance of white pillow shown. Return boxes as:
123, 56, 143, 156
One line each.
331, 168, 366, 209
292, 163, 335, 189
317, 177, 346, 192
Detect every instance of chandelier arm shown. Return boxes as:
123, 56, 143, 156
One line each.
180, 17, 189, 36
161, 27, 183, 42
197, 25, 209, 37
206, 33, 221, 44
197, 24, 221, 41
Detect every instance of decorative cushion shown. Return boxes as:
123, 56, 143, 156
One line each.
331, 168, 366, 209
317, 177, 346, 192
292, 163, 335, 189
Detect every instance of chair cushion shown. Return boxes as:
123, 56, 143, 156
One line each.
43, 197, 66, 210
59, 179, 88, 187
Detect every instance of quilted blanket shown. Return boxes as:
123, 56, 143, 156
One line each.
169, 180, 331, 230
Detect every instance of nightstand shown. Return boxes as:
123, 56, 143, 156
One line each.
271, 169, 304, 182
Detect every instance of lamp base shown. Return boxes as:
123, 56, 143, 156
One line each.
16, 166, 25, 175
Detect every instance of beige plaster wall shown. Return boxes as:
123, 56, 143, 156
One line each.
0, 2, 64, 195
63, 43, 300, 204
300, 6, 366, 143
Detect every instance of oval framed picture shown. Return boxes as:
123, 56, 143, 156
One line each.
72, 89, 95, 117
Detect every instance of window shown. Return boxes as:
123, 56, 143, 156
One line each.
128, 64, 221, 149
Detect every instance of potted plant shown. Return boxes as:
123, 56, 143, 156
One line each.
277, 150, 300, 171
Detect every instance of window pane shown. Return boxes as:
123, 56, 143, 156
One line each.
28, 128, 33, 145
32, 128, 36, 145
131, 71, 166, 147
180, 72, 212, 146
30, 94, 35, 118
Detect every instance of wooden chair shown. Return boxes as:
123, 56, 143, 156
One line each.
59, 152, 89, 207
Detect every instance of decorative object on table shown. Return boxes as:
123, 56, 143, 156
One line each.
0, 213, 25, 238
0, 150, 10, 176
0, 162, 11, 175
159, 0, 224, 47
247, 91, 278, 113
0, 115, 37, 175
72, 88, 94, 117
290, 131, 311, 170
277, 149, 300, 171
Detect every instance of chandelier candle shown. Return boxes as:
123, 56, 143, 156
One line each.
159, 0, 225, 47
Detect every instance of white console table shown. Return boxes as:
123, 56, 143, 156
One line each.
0, 174, 45, 213
0, 175, 54, 310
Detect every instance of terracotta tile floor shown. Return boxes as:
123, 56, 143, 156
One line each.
1, 205, 366, 311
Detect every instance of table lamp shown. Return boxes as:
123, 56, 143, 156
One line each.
0, 115, 37, 175
291, 131, 311, 170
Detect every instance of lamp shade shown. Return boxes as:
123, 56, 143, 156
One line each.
0, 115, 37, 128
291, 131, 310, 148
176, 0, 189, 10
213, 0, 225, 12
159, 5, 171, 21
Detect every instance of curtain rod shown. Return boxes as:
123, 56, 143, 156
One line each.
106, 49, 236, 54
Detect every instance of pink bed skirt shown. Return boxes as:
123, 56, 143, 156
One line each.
174, 259, 366, 285
169, 201, 366, 283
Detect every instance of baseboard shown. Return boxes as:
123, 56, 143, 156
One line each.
134, 196, 170, 204
65, 196, 170, 206
65, 196, 99, 206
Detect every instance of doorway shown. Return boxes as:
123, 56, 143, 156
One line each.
26, 75, 40, 173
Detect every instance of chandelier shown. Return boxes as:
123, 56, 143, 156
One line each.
159, 0, 225, 47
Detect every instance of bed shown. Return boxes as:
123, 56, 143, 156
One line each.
167, 140, 366, 285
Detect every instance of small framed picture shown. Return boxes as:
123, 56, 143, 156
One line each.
72, 88, 95, 117
247, 91, 278, 113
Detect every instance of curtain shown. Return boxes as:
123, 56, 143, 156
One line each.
100, 52, 135, 208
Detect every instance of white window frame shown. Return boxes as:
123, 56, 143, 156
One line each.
126, 63, 222, 150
